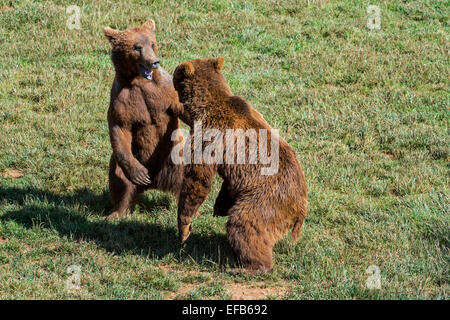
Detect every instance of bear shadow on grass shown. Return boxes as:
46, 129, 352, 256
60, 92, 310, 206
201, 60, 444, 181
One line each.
0, 186, 235, 268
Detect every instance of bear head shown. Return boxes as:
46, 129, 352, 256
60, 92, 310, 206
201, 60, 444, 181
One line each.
173, 57, 232, 119
104, 20, 160, 82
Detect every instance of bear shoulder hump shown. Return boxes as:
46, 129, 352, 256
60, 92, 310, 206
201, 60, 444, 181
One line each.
228, 95, 252, 115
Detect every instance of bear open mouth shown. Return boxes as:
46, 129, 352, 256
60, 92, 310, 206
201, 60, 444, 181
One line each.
139, 65, 153, 80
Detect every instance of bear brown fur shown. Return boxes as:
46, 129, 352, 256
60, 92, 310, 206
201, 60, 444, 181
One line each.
103, 20, 184, 220
172, 57, 308, 274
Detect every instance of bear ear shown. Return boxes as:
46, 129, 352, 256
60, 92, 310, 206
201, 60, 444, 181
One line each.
213, 57, 224, 72
177, 61, 195, 78
142, 19, 156, 32
103, 27, 120, 43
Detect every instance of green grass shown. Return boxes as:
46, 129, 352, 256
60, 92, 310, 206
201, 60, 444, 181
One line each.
0, 0, 448, 299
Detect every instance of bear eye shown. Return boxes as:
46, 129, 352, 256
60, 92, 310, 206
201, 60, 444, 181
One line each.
133, 44, 142, 52
152, 43, 155, 50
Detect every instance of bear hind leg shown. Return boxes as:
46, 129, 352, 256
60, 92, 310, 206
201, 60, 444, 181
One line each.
226, 209, 274, 275
107, 156, 142, 220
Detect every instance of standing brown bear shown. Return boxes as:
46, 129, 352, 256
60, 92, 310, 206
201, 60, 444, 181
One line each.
103, 20, 184, 220
172, 57, 308, 274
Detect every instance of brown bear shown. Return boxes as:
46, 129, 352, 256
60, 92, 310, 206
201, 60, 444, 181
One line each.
103, 20, 184, 220
172, 57, 308, 274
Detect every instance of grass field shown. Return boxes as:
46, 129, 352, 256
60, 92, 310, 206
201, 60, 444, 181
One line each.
0, 0, 448, 299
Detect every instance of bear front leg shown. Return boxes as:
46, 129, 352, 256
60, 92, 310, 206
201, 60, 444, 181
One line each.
109, 123, 151, 186
177, 164, 216, 245
168, 98, 192, 126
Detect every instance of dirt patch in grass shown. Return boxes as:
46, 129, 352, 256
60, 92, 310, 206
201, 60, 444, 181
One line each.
161, 265, 289, 300
168, 279, 290, 300
226, 282, 290, 300
0, 6, 13, 13
2, 169, 24, 179
381, 152, 395, 159
167, 283, 199, 299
